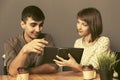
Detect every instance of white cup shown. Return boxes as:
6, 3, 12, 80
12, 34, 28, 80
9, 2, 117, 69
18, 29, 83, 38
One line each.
83, 70, 96, 79
17, 73, 29, 80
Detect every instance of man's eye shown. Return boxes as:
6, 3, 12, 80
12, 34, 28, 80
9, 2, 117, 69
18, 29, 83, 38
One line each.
39, 23, 44, 27
31, 23, 37, 27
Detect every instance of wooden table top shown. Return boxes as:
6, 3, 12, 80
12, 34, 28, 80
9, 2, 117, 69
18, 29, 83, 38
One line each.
0, 71, 100, 80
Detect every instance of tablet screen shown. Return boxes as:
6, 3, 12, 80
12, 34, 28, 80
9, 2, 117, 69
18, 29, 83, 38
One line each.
42, 47, 58, 63
42, 47, 84, 64
57, 48, 84, 63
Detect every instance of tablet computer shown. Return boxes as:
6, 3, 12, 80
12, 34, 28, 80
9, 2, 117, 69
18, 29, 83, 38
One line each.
57, 48, 84, 63
42, 47, 58, 63
42, 47, 84, 64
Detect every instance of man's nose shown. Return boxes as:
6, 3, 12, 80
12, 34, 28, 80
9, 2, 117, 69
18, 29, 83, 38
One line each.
35, 26, 40, 32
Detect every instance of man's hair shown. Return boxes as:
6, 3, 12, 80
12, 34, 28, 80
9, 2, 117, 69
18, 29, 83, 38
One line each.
21, 5, 45, 23
77, 7, 103, 42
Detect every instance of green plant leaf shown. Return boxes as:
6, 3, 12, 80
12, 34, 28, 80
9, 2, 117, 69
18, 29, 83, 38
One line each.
97, 51, 120, 70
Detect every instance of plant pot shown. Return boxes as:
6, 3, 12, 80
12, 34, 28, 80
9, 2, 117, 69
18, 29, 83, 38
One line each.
99, 70, 113, 80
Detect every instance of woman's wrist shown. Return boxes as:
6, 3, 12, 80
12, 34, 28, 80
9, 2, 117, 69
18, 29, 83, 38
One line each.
72, 63, 82, 72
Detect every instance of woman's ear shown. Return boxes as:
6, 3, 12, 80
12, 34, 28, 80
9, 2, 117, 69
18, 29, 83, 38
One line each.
20, 21, 25, 29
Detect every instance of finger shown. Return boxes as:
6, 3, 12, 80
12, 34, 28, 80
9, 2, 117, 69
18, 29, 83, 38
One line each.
34, 47, 44, 53
56, 55, 66, 61
34, 45, 44, 51
38, 43, 46, 48
68, 53, 74, 59
33, 49, 42, 54
55, 62, 63, 66
53, 59, 59, 63
35, 43, 46, 51
53, 59, 63, 66
38, 39, 48, 45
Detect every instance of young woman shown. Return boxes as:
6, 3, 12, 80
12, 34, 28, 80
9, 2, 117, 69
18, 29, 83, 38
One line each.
54, 7, 111, 71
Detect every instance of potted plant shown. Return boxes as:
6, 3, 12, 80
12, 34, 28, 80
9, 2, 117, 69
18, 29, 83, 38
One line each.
97, 51, 120, 80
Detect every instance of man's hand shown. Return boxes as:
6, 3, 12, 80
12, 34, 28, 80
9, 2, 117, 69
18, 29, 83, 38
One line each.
22, 39, 48, 54
8, 39, 48, 76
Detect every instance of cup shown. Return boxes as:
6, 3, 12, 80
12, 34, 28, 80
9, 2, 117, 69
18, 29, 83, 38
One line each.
83, 70, 96, 80
82, 65, 96, 80
17, 73, 29, 80
17, 67, 29, 80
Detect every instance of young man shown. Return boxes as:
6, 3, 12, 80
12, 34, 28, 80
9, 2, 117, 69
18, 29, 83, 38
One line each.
4, 5, 58, 76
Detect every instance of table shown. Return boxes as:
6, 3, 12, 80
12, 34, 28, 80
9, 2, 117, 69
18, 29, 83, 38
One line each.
0, 71, 100, 80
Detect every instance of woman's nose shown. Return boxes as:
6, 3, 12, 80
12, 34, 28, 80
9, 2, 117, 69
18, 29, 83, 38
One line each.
77, 24, 82, 29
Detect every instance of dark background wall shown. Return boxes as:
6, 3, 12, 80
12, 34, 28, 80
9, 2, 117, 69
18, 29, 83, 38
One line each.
0, 0, 120, 74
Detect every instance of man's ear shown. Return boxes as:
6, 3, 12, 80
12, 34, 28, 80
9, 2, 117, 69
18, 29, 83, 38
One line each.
20, 21, 25, 29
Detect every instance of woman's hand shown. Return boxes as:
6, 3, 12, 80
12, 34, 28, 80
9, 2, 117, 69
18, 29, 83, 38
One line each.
53, 53, 79, 68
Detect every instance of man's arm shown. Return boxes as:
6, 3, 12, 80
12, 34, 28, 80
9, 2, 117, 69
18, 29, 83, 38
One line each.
8, 49, 28, 76
27, 33, 58, 74
8, 39, 48, 76
28, 64, 59, 74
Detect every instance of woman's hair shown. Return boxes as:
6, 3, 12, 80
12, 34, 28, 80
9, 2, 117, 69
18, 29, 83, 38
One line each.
77, 7, 103, 42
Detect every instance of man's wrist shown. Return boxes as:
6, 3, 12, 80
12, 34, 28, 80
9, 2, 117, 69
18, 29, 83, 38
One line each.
20, 48, 29, 56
